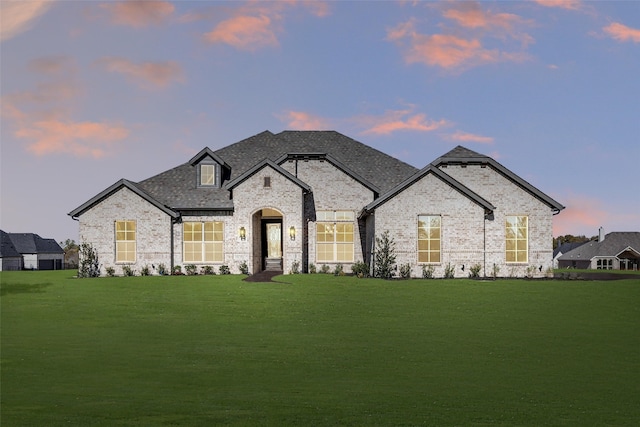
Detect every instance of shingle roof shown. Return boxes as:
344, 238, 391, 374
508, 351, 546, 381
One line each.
0, 230, 21, 257
558, 232, 640, 261
135, 130, 417, 211
3, 232, 63, 254
553, 241, 588, 258
432, 145, 565, 212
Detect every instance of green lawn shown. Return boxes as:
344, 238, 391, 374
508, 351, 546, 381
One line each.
2, 271, 639, 426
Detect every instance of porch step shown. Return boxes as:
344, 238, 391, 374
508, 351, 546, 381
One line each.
265, 257, 282, 271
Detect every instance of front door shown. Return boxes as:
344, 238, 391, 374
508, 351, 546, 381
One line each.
262, 220, 282, 271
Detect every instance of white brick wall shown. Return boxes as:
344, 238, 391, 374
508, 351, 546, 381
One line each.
79, 187, 172, 276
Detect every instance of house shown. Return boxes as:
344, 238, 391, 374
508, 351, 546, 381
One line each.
553, 241, 589, 268
0, 230, 65, 270
69, 130, 564, 278
557, 228, 640, 270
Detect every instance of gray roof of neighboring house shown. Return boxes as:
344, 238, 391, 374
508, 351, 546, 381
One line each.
0, 230, 22, 257
2, 232, 64, 255
553, 241, 589, 259
432, 146, 565, 213
558, 232, 640, 261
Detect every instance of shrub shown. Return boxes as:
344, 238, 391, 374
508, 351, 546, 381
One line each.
351, 261, 369, 278
157, 263, 167, 276
172, 265, 183, 275
289, 260, 300, 274
201, 265, 215, 275
239, 261, 249, 275
421, 264, 435, 279
122, 265, 135, 277
78, 242, 100, 278
105, 266, 116, 277
141, 265, 151, 276
308, 263, 317, 274
399, 263, 412, 279
185, 264, 198, 276
333, 264, 344, 276
374, 231, 397, 279
444, 263, 455, 279
320, 264, 330, 274
219, 265, 230, 275
469, 264, 482, 279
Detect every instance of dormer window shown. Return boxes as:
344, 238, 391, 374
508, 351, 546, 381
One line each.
201, 164, 215, 186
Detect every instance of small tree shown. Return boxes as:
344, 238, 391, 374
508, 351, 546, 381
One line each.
374, 231, 396, 279
78, 242, 100, 278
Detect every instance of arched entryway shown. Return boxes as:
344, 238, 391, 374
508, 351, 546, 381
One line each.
252, 208, 284, 272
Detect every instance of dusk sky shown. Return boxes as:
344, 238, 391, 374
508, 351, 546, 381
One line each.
1, 0, 639, 244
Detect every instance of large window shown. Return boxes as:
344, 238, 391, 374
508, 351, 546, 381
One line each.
418, 215, 441, 263
505, 216, 528, 263
115, 220, 136, 262
316, 211, 354, 262
183, 222, 224, 263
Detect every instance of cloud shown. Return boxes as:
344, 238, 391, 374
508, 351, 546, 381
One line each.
0, 1, 54, 42
445, 130, 494, 144
552, 195, 609, 236
280, 111, 332, 130
95, 57, 185, 90
204, 14, 279, 50
16, 119, 129, 158
603, 22, 640, 43
360, 108, 449, 135
533, 0, 582, 10
1, 56, 130, 158
202, 1, 329, 51
100, 0, 175, 28
388, 13, 531, 72
442, 2, 534, 44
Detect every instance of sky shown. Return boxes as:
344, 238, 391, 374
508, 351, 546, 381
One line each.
1, 0, 639, 244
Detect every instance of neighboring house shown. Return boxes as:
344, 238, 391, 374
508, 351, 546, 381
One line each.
557, 229, 640, 270
69, 130, 564, 278
0, 231, 65, 270
0, 230, 23, 271
553, 241, 589, 269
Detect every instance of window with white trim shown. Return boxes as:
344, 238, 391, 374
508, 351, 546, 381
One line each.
418, 215, 441, 263
505, 215, 528, 263
316, 211, 354, 262
115, 220, 136, 262
183, 221, 224, 263
200, 164, 216, 186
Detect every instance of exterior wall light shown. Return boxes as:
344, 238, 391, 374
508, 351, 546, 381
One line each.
239, 227, 246, 241
289, 226, 296, 241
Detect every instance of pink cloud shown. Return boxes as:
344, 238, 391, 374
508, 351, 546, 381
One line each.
16, 119, 129, 158
552, 195, 609, 236
0, 1, 53, 41
360, 109, 449, 135
281, 111, 332, 130
443, 3, 531, 34
603, 22, 640, 43
100, 0, 175, 28
534, 0, 582, 10
96, 57, 185, 90
446, 131, 494, 144
204, 14, 278, 50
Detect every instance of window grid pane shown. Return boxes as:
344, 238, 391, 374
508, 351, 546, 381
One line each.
418, 215, 440, 264
316, 212, 354, 262
201, 165, 215, 186
183, 222, 224, 263
115, 221, 136, 262
505, 216, 528, 263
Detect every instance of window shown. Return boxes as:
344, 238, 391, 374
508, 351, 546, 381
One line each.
200, 164, 216, 186
115, 220, 136, 262
506, 216, 528, 263
316, 211, 354, 262
418, 215, 441, 263
597, 259, 612, 270
183, 222, 224, 263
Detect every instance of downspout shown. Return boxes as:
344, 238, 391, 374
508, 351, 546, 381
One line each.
483, 211, 487, 278
170, 216, 176, 273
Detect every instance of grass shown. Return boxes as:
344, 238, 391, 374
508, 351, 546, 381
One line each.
1, 271, 639, 426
